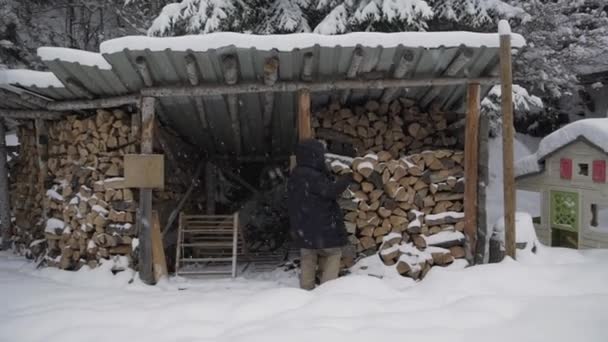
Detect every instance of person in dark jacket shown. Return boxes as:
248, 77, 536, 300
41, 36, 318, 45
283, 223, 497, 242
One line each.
287, 139, 352, 290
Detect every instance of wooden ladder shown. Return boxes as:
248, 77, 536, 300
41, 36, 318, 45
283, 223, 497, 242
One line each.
175, 213, 243, 278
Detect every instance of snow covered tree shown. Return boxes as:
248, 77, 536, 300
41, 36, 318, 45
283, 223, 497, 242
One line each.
511, 0, 608, 127
258, 0, 313, 34
481, 85, 545, 137
428, 0, 529, 31
348, 0, 433, 32
148, 0, 251, 36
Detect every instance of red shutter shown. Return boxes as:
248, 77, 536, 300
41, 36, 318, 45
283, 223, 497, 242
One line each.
560, 158, 572, 180
593, 160, 606, 183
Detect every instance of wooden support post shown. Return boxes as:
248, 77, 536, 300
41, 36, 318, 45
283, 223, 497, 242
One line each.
464, 83, 480, 261
151, 210, 168, 282
499, 20, 517, 259
475, 114, 490, 264
138, 96, 155, 284
0, 119, 11, 250
35, 119, 49, 219
206, 162, 216, 215
298, 89, 312, 141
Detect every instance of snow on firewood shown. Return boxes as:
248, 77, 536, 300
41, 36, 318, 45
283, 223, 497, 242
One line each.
425, 211, 465, 225
92, 205, 109, 216
45, 189, 64, 202
423, 231, 465, 248
45, 218, 65, 234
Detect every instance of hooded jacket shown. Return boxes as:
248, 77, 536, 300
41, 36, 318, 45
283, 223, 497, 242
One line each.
287, 139, 351, 249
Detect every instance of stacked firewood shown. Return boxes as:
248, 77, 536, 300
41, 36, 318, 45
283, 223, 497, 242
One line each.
9, 125, 42, 254
40, 109, 140, 269
329, 149, 467, 280
8, 109, 182, 270
312, 98, 461, 158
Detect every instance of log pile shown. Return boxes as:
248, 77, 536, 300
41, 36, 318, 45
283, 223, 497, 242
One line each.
42, 110, 139, 269
329, 149, 467, 280
312, 98, 462, 158
10, 109, 181, 270
9, 125, 42, 254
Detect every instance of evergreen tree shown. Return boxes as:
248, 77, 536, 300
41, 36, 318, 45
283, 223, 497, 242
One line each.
148, 0, 249, 36
258, 0, 312, 34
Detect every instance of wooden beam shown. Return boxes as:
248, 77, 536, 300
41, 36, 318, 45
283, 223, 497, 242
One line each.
341, 47, 364, 104
499, 21, 517, 259
35, 119, 49, 220
263, 56, 279, 153
381, 50, 415, 103
222, 55, 239, 85
141, 77, 500, 98
206, 162, 216, 215
464, 83, 480, 261
219, 166, 259, 195
475, 114, 490, 264
0, 119, 11, 250
445, 48, 474, 77
138, 96, 155, 285
298, 89, 312, 141
66, 78, 94, 99
301, 52, 314, 81
48, 94, 139, 111
162, 161, 204, 238
184, 54, 214, 151
135, 56, 154, 87
184, 54, 200, 86
222, 54, 243, 155
421, 49, 475, 108
0, 89, 43, 109
151, 210, 168, 282
0, 88, 50, 108
226, 95, 242, 155
0, 109, 63, 120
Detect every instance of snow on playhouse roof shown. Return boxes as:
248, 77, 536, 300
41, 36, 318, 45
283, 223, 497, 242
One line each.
515, 118, 608, 177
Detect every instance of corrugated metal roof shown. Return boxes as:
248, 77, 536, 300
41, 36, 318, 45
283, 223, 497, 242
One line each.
0, 31, 523, 157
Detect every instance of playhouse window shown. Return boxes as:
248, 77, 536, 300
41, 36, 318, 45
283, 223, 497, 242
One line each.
590, 204, 608, 232
578, 163, 589, 176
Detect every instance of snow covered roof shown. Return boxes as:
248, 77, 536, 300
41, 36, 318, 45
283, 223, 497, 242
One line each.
515, 118, 608, 178
1, 30, 525, 156
99, 31, 525, 53
0, 69, 62, 88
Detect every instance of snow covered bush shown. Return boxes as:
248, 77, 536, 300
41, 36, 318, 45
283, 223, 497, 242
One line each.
481, 85, 544, 137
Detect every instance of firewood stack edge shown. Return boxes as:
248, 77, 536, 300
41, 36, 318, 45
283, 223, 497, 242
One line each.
314, 98, 467, 280
10, 109, 180, 270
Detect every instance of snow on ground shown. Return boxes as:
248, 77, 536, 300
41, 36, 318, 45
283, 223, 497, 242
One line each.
1, 245, 608, 342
